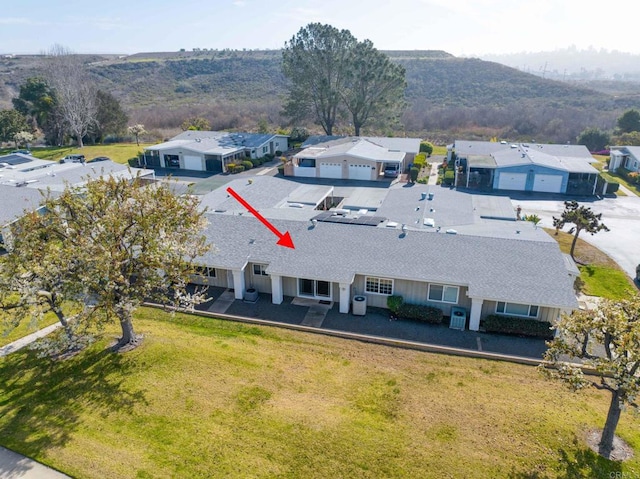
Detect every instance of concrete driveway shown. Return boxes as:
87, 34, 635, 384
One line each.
511, 195, 640, 279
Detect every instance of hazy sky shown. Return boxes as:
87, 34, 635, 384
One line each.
2, 0, 637, 56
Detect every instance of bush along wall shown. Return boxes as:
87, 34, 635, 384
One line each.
482, 314, 555, 339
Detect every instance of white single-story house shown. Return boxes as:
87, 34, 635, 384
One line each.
142, 131, 289, 173
609, 146, 640, 173
451, 141, 601, 195
193, 175, 579, 331
289, 136, 421, 181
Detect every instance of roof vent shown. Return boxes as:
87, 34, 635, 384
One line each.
288, 203, 304, 208
445, 229, 458, 234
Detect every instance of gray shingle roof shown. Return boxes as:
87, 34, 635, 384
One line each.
0, 185, 48, 227
150, 131, 288, 156
199, 213, 578, 309
459, 141, 598, 174
302, 136, 421, 154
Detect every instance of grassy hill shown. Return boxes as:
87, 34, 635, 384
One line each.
1, 50, 636, 141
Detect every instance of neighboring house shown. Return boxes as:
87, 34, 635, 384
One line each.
290, 136, 420, 181
609, 146, 640, 173
451, 141, 601, 195
0, 154, 153, 248
142, 131, 289, 173
193, 176, 578, 331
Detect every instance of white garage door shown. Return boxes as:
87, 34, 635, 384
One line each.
349, 164, 373, 180
183, 155, 204, 171
319, 162, 342, 179
497, 172, 527, 191
533, 174, 563, 193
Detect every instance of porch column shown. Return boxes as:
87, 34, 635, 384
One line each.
271, 274, 283, 305
469, 298, 484, 331
339, 282, 350, 314
232, 269, 245, 300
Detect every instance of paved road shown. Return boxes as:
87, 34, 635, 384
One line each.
511, 195, 640, 279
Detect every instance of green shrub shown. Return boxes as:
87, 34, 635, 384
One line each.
420, 141, 434, 156
387, 295, 403, 314
482, 314, 554, 339
250, 158, 261, 168
413, 153, 427, 169
397, 303, 443, 324
275, 150, 282, 156
241, 160, 254, 170
230, 165, 245, 174
443, 169, 455, 185
417, 177, 428, 184
410, 167, 419, 183
265, 153, 275, 160
277, 164, 285, 175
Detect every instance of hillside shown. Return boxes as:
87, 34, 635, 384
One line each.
1, 49, 637, 142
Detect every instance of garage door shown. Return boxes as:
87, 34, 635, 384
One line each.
183, 155, 204, 171
319, 162, 342, 179
533, 174, 563, 193
497, 172, 527, 191
348, 164, 373, 180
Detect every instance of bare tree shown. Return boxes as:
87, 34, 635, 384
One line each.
44, 44, 97, 148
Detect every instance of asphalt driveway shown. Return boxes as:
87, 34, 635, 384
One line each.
510, 194, 640, 279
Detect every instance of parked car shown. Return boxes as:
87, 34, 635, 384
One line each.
59, 154, 85, 163
383, 163, 400, 178
11, 149, 31, 155
89, 156, 111, 162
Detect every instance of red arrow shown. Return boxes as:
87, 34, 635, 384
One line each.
226, 187, 295, 249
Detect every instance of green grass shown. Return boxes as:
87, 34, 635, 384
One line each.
592, 155, 638, 197
578, 265, 636, 300
0, 312, 59, 348
1, 144, 153, 165
546, 228, 637, 299
0, 307, 638, 478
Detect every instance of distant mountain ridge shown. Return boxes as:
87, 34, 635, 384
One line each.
479, 47, 640, 82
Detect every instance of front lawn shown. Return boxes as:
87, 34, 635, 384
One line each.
0, 307, 638, 478
546, 228, 637, 300
578, 265, 636, 300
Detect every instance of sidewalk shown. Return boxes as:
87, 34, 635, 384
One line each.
0, 323, 61, 357
0, 446, 70, 479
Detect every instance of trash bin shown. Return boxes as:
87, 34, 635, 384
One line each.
352, 295, 367, 316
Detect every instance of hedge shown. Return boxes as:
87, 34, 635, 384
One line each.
397, 303, 443, 324
241, 160, 254, 171
482, 314, 554, 339
387, 295, 403, 314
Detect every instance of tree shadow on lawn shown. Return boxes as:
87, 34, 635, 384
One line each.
507, 437, 624, 479
0, 345, 147, 474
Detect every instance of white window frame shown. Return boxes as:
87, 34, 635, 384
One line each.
427, 284, 459, 304
297, 278, 332, 300
194, 266, 216, 278
365, 276, 394, 296
253, 264, 269, 276
496, 302, 539, 318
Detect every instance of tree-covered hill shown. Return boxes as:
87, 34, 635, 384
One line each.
1, 49, 638, 142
